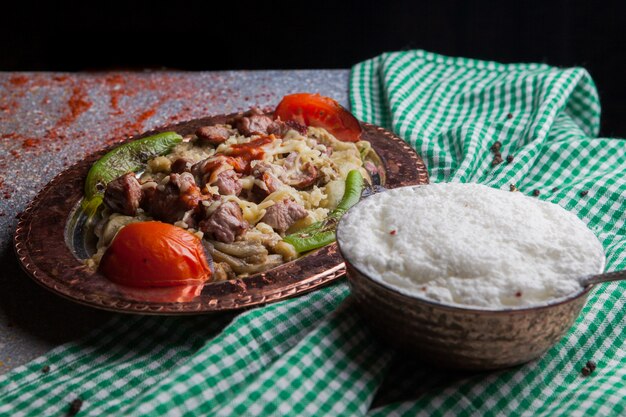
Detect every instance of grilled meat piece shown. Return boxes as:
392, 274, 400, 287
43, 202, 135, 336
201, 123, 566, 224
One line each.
260, 199, 308, 233
281, 152, 319, 189
227, 108, 275, 136
170, 157, 193, 174
195, 124, 235, 145
215, 169, 242, 196
199, 201, 249, 243
236, 114, 274, 136
267, 119, 307, 137
250, 162, 284, 201
284, 162, 318, 189
142, 172, 204, 225
103, 172, 142, 216
191, 155, 237, 188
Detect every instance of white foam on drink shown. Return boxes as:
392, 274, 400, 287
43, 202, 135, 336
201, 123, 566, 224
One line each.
338, 183, 605, 308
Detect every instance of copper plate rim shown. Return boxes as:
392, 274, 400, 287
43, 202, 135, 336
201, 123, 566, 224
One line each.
14, 115, 429, 315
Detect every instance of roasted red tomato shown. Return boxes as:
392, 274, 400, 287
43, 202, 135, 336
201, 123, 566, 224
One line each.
274, 93, 362, 142
99, 221, 212, 287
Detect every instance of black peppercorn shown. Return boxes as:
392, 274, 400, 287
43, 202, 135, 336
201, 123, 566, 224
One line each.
41, 365, 50, 374
552, 187, 559, 192
581, 366, 591, 376
586, 360, 596, 372
506, 113, 513, 119
532, 189, 540, 197
490, 141, 502, 152
580, 190, 589, 197
68, 398, 83, 416
506, 155, 514, 163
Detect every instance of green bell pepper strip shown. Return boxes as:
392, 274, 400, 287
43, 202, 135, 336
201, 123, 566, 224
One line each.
82, 131, 183, 217
283, 169, 364, 253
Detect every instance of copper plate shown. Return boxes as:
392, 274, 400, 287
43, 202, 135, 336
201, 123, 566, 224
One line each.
14, 115, 429, 315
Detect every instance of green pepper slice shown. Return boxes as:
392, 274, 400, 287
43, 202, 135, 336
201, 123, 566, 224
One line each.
82, 131, 183, 217
284, 169, 364, 253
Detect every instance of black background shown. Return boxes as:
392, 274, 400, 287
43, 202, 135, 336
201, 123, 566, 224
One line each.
3, 1, 626, 136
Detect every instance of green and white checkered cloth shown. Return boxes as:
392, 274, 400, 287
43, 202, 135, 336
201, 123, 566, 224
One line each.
2, 50, 626, 416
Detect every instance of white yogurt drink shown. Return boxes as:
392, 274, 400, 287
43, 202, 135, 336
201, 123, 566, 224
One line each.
337, 183, 605, 308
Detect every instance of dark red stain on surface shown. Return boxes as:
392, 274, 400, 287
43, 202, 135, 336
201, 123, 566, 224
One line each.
124, 108, 156, 132
60, 86, 92, 125
22, 139, 41, 149
2, 132, 43, 155
106, 74, 127, 114
9, 75, 29, 86
0, 72, 259, 190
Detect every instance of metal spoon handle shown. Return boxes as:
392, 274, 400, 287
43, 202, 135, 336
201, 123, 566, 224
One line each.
581, 270, 626, 286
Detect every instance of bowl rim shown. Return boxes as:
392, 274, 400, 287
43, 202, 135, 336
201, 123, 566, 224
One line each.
336, 185, 606, 314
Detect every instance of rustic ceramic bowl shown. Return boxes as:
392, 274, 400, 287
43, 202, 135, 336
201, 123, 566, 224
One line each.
337, 206, 604, 371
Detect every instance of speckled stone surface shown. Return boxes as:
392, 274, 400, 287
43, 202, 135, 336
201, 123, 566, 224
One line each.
0, 70, 350, 374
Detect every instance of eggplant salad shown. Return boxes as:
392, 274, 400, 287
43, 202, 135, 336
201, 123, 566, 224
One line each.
85, 94, 375, 288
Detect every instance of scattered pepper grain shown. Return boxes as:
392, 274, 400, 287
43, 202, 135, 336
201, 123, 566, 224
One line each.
41, 365, 50, 374
586, 360, 597, 372
509, 184, 518, 192
490, 141, 502, 152
506, 155, 514, 163
581, 366, 591, 377
580, 190, 589, 197
532, 189, 540, 197
491, 155, 503, 166
68, 398, 83, 416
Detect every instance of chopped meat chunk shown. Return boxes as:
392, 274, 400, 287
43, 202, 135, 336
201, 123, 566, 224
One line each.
215, 169, 242, 196
103, 172, 142, 216
267, 119, 307, 137
224, 108, 275, 137
250, 162, 284, 201
261, 171, 283, 194
280, 153, 319, 189
142, 172, 204, 225
170, 157, 193, 174
196, 124, 235, 145
251, 161, 283, 179
234, 108, 274, 136
192, 155, 238, 188
261, 199, 308, 233
284, 162, 318, 189
236, 114, 274, 136
199, 201, 248, 243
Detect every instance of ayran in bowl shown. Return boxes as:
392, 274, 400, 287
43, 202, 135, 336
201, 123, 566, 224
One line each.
337, 183, 605, 370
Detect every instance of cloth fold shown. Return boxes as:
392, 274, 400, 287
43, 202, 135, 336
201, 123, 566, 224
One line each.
2, 50, 625, 416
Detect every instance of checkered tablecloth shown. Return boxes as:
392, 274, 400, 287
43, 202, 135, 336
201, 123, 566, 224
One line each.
1, 50, 625, 416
